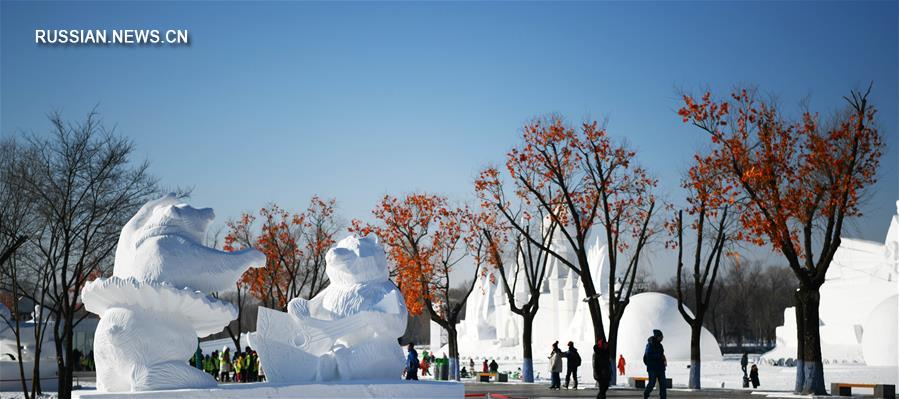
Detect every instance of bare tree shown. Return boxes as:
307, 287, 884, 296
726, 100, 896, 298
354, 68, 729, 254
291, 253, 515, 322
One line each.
9, 110, 158, 399
0, 138, 39, 398
475, 201, 554, 382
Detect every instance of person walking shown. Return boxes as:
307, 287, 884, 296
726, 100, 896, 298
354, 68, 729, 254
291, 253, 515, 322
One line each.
563, 341, 581, 389
593, 338, 611, 399
548, 341, 563, 390
470, 358, 475, 370
618, 354, 626, 376
489, 359, 499, 374
482, 359, 489, 373
405, 343, 420, 380
749, 364, 760, 388
642, 330, 667, 399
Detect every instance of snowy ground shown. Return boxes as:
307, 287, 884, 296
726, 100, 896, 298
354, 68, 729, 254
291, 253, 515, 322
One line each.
4, 355, 896, 398
447, 354, 897, 393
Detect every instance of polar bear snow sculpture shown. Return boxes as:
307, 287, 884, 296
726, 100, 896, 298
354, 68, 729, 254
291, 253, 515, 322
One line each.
81, 194, 265, 392
249, 235, 408, 382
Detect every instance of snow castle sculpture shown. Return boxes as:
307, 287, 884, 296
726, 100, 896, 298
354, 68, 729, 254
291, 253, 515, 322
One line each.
249, 235, 408, 382
80, 194, 266, 392
762, 200, 899, 367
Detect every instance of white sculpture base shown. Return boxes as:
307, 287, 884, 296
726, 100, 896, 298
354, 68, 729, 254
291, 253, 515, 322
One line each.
72, 381, 463, 399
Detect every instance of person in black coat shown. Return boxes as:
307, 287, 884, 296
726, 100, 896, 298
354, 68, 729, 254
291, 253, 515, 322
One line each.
740, 352, 749, 377
643, 329, 667, 399
593, 338, 611, 399
749, 364, 760, 388
405, 343, 419, 380
563, 341, 582, 389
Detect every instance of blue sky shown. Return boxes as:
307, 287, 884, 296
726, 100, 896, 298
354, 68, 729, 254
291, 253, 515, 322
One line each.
2, 1, 897, 283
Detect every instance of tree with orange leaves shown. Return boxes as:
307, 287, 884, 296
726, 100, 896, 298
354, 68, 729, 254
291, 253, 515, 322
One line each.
350, 193, 481, 381
476, 115, 657, 385
667, 150, 739, 389
224, 195, 340, 312
678, 85, 883, 394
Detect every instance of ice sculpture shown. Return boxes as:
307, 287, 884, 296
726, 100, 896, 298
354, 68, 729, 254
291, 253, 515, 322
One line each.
249, 235, 408, 382
80, 194, 265, 392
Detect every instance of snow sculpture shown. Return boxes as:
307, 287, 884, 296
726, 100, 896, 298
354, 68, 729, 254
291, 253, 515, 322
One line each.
81, 194, 265, 392
0, 305, 59, 392
762, 200, 899, 366
249, 235, 408, 382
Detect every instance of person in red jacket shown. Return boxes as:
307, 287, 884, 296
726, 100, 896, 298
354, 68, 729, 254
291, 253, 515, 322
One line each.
617, 354, 626, 376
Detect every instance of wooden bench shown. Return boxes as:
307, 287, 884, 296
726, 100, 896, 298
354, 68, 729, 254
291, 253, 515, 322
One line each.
629, 376, 672, 389
831, 382, 895, 398
478, 372, 497, 382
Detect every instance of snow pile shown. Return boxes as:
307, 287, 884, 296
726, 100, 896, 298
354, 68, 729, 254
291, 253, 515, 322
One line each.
80, 194, 265, 392
249, 235, 409, 382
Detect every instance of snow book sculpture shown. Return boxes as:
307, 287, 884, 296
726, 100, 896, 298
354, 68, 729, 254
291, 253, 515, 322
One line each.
249, 235, 409, 382
80, 194, 266, 392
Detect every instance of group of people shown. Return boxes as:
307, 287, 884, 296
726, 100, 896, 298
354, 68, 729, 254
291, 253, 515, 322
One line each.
458, 357, 498, 378
404, 343, 449, 380
72, 349, 95, 371
547, 340, 582, 390
189, 346, 265, 383
741, 352, 761, 389
547, 329, 665, 399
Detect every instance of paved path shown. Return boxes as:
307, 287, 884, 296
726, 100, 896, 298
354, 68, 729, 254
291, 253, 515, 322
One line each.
464, 382, 765, 398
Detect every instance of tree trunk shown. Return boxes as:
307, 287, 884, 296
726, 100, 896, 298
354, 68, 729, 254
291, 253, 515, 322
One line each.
582, 274, 606, 344
689, 322, 702, 389
447, 326, 460, 381
54, 329, 66, 399
522, 313, 534, 382
794, 286, 826, 394
607, 318, 619, 386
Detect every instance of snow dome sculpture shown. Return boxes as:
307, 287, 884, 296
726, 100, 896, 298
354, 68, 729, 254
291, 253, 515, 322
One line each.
762, 200, 899, 366
249, 235, 408, 383
81, 194, 266, 392
615, 292, 722, 364
862, 294, 898, 367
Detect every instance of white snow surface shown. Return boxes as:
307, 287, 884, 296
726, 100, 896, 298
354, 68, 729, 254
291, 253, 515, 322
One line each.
79, 194, 266, 393
249, 235, 409, 383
